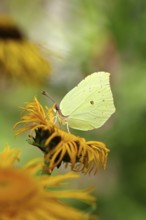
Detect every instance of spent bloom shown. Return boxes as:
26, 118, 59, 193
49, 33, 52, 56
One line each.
0, 15, 51, 84
15, 98, 109, 174
0, 145, 96, 220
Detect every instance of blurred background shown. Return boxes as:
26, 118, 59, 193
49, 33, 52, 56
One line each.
0, 0, 146, 219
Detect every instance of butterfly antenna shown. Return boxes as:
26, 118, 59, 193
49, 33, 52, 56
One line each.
42, 91, 56, 104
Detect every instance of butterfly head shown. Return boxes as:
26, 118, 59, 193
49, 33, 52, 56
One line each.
55, 104, 68, 118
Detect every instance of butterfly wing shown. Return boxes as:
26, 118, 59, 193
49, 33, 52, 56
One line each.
59, 72, 115, 130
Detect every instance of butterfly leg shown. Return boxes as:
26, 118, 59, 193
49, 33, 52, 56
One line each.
54, 114, 65, 130
65, 122, 70, 133
53, 115, 58, 124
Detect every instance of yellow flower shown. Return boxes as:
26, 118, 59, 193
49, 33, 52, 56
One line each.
0, 144, 20, 167
0, 146, 96, 220
0, 15, 51, 84
15, 98, 109, 175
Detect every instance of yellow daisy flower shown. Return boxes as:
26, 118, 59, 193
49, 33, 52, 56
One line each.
0, 144, 20, 167
0, 15, 51, 84
0, 146, 96, 220
15, 98, 109, 175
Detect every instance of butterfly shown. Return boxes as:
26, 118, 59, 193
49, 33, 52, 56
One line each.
44, 72, 115, 131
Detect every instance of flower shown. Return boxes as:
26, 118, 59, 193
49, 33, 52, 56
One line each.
15, 98, 109, 174
0, 144, 20, 167
0, 15, 51, 84
0, 145, 96, 220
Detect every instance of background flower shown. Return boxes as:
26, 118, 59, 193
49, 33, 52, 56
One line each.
0, 15, 51, 85
0, 145, 96, 220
